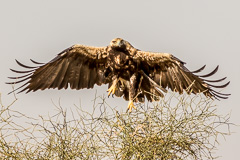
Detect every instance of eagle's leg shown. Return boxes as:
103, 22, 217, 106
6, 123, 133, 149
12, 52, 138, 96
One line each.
127, 73, 139, 112
119, 77, 125, 87
108, 76, 118, 96
127, 100, 136, 112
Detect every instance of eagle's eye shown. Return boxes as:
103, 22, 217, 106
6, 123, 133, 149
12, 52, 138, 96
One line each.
118, 40, 124, 47
110, 38, 125, 49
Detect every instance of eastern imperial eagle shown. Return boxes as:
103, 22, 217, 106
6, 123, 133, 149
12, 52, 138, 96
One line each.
7, 38, 230, 112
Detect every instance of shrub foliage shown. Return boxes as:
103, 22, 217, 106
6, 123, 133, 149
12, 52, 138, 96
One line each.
0, 93, 231, 160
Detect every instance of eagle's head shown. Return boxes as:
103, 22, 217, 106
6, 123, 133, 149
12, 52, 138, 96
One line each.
110, 38, 126, 50
110, 38, 136, 55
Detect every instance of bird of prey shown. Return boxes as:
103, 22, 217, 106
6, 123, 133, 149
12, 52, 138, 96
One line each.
7, 38, 230, 112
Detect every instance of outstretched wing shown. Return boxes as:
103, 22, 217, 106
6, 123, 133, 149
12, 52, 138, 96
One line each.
7, 45, 109, 93
134, 51, 230, 99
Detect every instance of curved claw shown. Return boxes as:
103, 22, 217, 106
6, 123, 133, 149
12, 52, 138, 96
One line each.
107, 84, 117, 97
127, 100, 136, 112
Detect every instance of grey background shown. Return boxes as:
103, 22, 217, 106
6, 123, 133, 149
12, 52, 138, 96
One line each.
0, 0, 239, 159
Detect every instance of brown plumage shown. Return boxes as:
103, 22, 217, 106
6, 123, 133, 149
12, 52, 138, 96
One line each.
7, 38, 230, 111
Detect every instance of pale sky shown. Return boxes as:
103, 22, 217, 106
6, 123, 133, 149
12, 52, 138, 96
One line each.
0, 0, 239, 159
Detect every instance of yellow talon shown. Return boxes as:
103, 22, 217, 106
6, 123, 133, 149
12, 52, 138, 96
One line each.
108, 84, 117, 96
127, 100, 136, 112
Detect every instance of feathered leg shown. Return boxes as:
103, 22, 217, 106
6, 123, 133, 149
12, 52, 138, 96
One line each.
127, 73, 139, 112
108, 76, 118, 96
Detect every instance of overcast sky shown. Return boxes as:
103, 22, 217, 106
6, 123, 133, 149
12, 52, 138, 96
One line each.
0, 0, 239, 159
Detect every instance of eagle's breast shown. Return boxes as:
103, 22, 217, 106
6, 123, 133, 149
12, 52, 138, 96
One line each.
108, 50, 130, 69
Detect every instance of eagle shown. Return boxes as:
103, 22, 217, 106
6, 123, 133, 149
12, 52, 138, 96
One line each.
7, 38, 230, 112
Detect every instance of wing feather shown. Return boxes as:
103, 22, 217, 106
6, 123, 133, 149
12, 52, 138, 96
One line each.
72, 60, 82, 89
200, 66, 219, 78
30, 62, 61, 91
53, 59, 70, 89
171, 67, 183, 93
7, 45, 108, 93
191, 65, 206, 73
134, 50, 230, 99
69, 58, 82, 89
88, 67, 97, 88
78, 64, 90, 89
48, 60, 65, 89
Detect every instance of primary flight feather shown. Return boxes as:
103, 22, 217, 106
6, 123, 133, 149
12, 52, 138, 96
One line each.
7, 38, 230, 112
